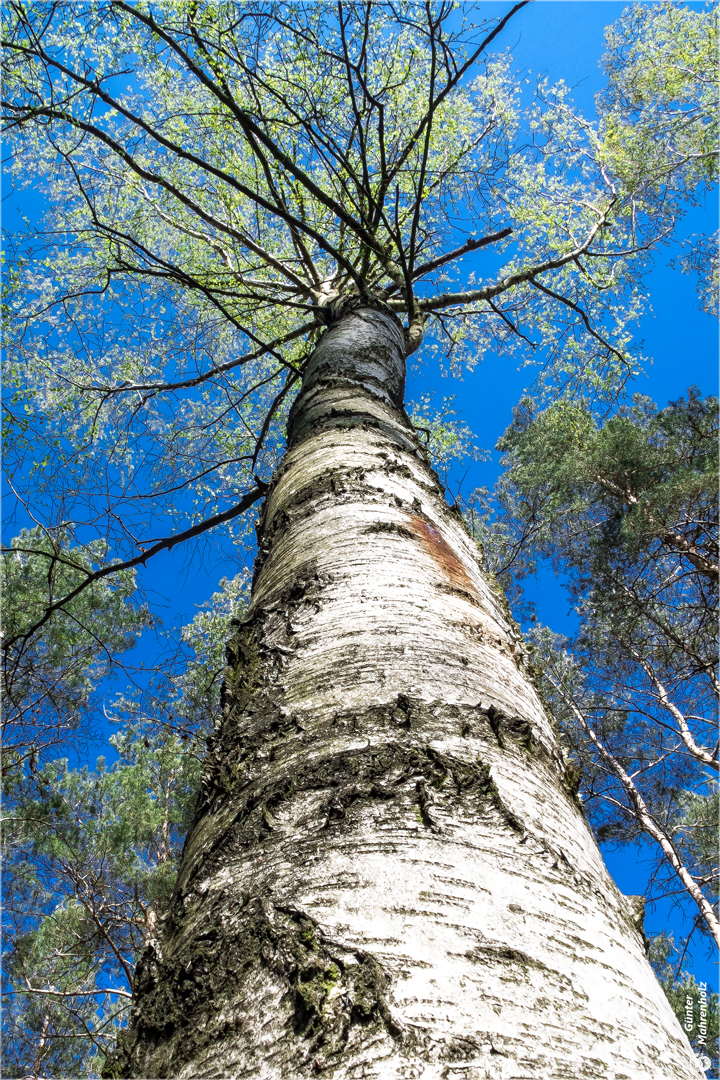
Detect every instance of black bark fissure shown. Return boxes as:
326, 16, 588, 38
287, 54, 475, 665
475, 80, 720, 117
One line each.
185, 735, 535, 897
196, 597, 559, 874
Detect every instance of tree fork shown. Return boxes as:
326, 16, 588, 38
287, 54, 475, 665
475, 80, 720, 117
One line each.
104, 304, 703, 1079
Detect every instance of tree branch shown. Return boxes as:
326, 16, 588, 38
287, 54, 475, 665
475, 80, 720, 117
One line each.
2, 487, 267, 654
390, 212, 613, 312
549, 669, 720, 945
380, 227, 513, 297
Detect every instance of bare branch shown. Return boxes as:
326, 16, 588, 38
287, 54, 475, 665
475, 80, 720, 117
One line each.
2, 487, 267, 654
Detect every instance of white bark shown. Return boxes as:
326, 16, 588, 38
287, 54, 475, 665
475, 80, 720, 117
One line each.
105, 302, 704, 1080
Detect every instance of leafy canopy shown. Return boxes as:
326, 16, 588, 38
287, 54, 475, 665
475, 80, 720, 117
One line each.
2, 0, 717, 653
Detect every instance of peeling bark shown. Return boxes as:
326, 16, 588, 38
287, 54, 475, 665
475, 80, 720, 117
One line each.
105, 303, 704, 1080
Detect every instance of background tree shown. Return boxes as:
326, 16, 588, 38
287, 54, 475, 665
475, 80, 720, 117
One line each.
597, 1, 717, 210
2, 528, 149, 778
651, 934, 720, 1076
472, 390, 718, 939
2, 575, 245, 1079
2, 726, 200, 1080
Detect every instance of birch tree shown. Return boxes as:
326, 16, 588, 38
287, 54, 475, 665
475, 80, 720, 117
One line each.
2, 2, 717, 1077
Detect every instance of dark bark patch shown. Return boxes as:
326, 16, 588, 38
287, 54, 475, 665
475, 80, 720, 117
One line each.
222, 621, 265, 717
267, 467, 374, 530
391, 693, 412, 730
434, 581, 481, 606
103, 900, 402, 1079
363, 520, 415, 539
484, 704, 506, 749
464, 943, 550, 972
563, 761, 584, 808
376, 452, 414, 480
478, 704, 539, 759
439, 1034, 482, 1062
415, 778, 437, 828
320, 781, 396, 828
181, 740, 531, 899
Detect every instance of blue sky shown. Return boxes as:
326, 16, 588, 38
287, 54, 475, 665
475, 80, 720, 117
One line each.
3, 0, 717, 991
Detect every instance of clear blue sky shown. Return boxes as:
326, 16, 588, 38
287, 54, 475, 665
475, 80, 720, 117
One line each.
3, 0, 717, 990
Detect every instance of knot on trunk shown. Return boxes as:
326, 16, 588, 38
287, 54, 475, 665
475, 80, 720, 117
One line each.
313, 290, 403, 332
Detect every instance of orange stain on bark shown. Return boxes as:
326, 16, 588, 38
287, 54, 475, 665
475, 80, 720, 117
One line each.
410, 517, 475, 594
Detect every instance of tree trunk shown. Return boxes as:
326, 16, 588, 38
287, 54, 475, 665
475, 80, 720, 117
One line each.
105, 301, 703, 1080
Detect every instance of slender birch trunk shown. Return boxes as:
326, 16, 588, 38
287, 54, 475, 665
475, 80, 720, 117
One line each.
105, 301, 703, 1080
